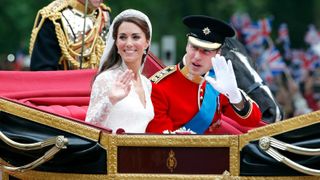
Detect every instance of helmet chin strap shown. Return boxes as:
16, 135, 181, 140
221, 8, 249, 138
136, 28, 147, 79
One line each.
79, 0, 89, 69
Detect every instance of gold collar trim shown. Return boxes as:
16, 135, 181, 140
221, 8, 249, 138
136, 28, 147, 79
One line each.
179, 63, 203, 84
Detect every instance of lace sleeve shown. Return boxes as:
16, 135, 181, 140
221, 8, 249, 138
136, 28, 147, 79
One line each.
85, 72, 114, 127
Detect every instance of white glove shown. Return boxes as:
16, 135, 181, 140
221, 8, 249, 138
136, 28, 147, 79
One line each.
205, 54, 242, 104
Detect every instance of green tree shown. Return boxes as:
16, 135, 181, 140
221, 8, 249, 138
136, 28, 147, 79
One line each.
0, 0, 51, 55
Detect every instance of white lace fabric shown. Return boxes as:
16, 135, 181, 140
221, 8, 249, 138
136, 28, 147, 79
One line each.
85, 63, 154, 133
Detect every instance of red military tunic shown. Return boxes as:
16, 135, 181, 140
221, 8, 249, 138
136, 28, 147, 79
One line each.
146, 63, 262, 134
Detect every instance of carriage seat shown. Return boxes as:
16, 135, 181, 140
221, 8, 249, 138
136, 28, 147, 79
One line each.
0, 53, 165, 122
0, 69, 94, 121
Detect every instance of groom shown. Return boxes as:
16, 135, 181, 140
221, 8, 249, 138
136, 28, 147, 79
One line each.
147, 15, 262, 134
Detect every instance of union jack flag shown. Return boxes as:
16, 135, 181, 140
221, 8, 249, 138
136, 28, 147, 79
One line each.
304, 24, 320, 45
277, 23, 291, 59
242, 24, 264, 49
230, 12, 252, 30
258, 18, 272, 37
277, 23, 290, 43
258, 46, 287, 76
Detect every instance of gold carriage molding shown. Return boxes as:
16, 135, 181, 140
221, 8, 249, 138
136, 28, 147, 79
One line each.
1, 96, 320, 180
100, 134, 238, 176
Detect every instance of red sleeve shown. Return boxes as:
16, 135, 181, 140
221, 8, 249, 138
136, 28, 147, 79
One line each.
220, 94, 262, 127
146, 83, 173, 133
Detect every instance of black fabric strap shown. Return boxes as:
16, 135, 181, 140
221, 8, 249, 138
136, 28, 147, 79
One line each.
245, 82, 263, 95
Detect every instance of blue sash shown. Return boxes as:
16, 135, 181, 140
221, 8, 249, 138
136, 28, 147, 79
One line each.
184, 69, 219, 134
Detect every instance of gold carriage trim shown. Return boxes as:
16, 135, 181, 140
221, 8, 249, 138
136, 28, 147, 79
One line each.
100, 133, 240, 176
166, 150, 177, 172
29, 0, 110, 70
0, 98, 101, 142
150, 65, 177, 83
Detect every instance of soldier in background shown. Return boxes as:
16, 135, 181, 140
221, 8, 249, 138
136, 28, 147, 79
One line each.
29, 0, 111, 70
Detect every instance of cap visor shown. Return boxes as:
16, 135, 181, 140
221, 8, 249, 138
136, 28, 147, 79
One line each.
188, 36, 221, 50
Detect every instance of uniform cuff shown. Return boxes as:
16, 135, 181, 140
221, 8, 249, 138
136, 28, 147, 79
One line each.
232, 92, 251, 117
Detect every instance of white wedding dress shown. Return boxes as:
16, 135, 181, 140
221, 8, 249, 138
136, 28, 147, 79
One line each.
85, 63, 154, 133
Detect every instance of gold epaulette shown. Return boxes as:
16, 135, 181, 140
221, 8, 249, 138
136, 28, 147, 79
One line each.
149, 65, 177, 83
43, 0, 68, 15
29, 0, 68, 55
100, 3, 111, 12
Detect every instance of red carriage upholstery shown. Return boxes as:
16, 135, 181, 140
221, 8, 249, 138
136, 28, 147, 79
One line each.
0, 52, 165, 122
0, 69, 95, 121
142, 52, 165, 78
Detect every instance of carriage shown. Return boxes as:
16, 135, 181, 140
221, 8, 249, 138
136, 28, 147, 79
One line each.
1, 44, 320, 179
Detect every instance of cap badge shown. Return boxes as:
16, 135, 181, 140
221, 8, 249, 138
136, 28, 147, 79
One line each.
202, 27, 211, 35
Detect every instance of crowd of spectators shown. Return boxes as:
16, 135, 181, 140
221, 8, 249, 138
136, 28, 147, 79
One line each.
230, 13, 320, 118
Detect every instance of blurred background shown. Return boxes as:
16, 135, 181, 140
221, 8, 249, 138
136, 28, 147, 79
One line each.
1, 0, 320, 118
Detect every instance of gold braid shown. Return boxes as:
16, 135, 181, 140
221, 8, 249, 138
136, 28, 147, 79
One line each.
29, 0, 68, 55
29, 0, 108, 70
56, 7, 106, 69
52, 19, 91, 69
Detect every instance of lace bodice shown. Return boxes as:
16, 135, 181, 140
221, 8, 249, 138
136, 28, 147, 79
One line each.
85, 65, 154, 133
